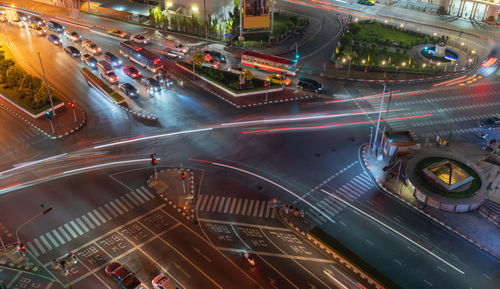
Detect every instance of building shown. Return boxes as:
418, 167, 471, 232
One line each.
440, 0, 500, 21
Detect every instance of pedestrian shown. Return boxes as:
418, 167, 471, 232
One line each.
300, 209, 305, 220
436, 135, 440, 146
285, 206, 289, 215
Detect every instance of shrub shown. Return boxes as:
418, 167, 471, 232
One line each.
5, 66, 25, 89
396, 48, 401, 54
0, 59, 15, 82
290, 15, 300, 26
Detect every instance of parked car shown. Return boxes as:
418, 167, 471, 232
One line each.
201, 59, 220, 69
28, 24, 46, 36
122, 65, 141, 78
478, 117, 500, 129
141, 77, 161, 92
107, 29, 127, 38
82, 39, 101, 54
64, 46, 80, 57
81, 54, 98, 68
105, 262, 145, 289
297, 77, 323, 92
47, 34, 61, 46
64, 29, 80, 41
104, 52, 122, 67
130, 34, 149, 44
29, 16, 45, 26
152, 274, 182, 289
228, 65, 243, 74
18, 13, 30, 22
47, 21, 64, 32
267, 73, 291, 86
119, 83, 138, 97
204, 50, 226, 63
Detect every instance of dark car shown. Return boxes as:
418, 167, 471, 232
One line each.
29, 16, 45, 26
105, 262, 145, 289
297, 77, 323, 92
141, 77, 161, 92
119, 83, 138, 97
204, 50, 226, 63
47, 21, 64, 32
47, 34, 61, 46
18, 13, 30, 22
81, 54, 97, 68
64, 46, 80, 57
104, 52, 122, 67
478, 117, 500, 129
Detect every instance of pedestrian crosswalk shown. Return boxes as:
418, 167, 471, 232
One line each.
306, 172, 375, 226
196, 194, 276, 219
26, 186, 156, 257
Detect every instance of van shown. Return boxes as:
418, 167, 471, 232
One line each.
64, 29, 80, 41
97, 60, 118, 84
297, 77, 323, 92
164, 40, 188, 54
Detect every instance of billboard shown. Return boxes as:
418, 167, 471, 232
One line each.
244, 0, 271, 29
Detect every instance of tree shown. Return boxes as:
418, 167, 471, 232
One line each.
32, 86, 54, 109
0, 59, 15, 82
243, 69, 253, 81
193, 52, 206, 68
19, 75, 42, 99
437, 6, 447, 15
5, 66, 25, 89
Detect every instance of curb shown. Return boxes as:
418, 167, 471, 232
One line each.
320, 71, 468, 84
359, 144, 499, 259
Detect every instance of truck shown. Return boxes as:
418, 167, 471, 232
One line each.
119, 41, 162, 72
97, 60, 118, 84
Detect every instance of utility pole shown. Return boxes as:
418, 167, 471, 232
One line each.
16, 206, 53, 260
373, 83, 387, 153
380, 91, 393, 152
38, 52, 56, 116
203, 0, 208, 49
239, 0, 244, 42
369, 126, 374, 149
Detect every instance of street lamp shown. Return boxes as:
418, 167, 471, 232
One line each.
382, 61, 386, 65
16, 206, 52, 259
423, 63, 427, 68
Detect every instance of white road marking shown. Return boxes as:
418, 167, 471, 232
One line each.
58, 226, 71, 242
64, 223, 78, 238
393, 259, 402, 266
119, 196, 134, 210
104, 204, 118, 218
33, 238, 46, 254
109, 201, 124, 215
27, 241, 39, 256
140, 186, 155, 199
88, 211, 101, 226
235, 198, 243, 214
246, 199, 255, 216
223, 197, 232, 213
136, 188, 150, 201
98, 206, 112, 220
217, 197, 226, 212
39, 235, 52, 251
114, 198, 129, 212
211, 196, 220, 212
126, 192, 140, 207
46, 232, 59, 248
81, 214, 95, 229
76, 217, 90, 232
51, 229, 65, 245
229, 198, 237, 213
258, 201, 266, 217
423, 279, 432, 286
265, 200, 272, 218
70, 220, 84, 235
130, 190, 146, 204
252, 200, 261, 216
240, 199, 249, 215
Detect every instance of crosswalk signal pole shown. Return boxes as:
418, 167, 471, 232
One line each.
46, 110, 55, 134
151, 153, 158, 179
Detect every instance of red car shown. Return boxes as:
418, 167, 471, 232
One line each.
123, 65, 141, 79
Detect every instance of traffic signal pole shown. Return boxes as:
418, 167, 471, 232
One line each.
16, 206, 53, 260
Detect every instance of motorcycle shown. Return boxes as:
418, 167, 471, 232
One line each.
243, 251, 255, 266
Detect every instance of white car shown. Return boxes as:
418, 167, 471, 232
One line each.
82, 39, 101, 54
130, 34, 149, 44
11, 20, 25, 28
152, 274, 182, 289
228, 65, 243, 74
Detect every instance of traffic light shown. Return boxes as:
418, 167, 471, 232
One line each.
295, 53, 299, 60
45, 110, 51, 120
150, 153, 157, 166
17, 243, 26, 255
181, 172, 187, 180
71, 102, 76, 109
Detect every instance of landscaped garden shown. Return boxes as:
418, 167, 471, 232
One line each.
334, 21, 443, 73
0, 44, 61, 115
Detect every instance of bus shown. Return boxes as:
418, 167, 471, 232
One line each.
119, 41, 162, 72
241, 51, 298, 76
358, 0, 375, 5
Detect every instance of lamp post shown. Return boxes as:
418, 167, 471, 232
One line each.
38, 52, 56, 117
16, 206, 53, 260
203, 0, 208, 49
373, 83, 387, 153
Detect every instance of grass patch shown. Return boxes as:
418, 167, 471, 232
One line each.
310, 227, 403, 289
356, 22, 424, 47
415, 157, 481, 198
178, 62, 280, 93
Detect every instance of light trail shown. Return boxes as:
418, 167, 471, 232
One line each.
241, 113, 433, 134
188, 158, 336, 224
320, 89, 433, 104
433, 75, 467, 87
62, 158, 155, 175
0, 153, 68, 176
283, 0, 370, 18
321, 189, 465, 275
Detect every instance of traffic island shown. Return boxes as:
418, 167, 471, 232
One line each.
147, 168, 196, 220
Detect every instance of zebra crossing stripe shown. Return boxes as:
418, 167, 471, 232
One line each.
317, 202, 337, 217
64, 223, 78, 238
27, 241, 39, 257
99, 206, 112, 220
210, 196, 220, 212
114, 199, 129, 212
119, 196, 134, 210
198, 195, 209, 210
318, 201, 339, 215
306, 210, 323, 225
324, 197, 344, 211
264, 201, 272, 218
125, 193, 140, 207
58, 226, 71, 242
81, 214, 95, 229
70, 220, 84, 236
76, 218, 90, 232
337, 187, 355, 201
240, 199, 249, 215
204, 195, 214, 211
140, 186, 155, 199
104, 204, 119, 218
252, 201, 261, 217
258, 201, 266, 217
46, 232, 59, 248
223, 197, 232, 213
52, 229, 65, 245
88, 211, 102, 226
246, 200, 255, 216
234, 199, 243, 214
110, 201, 125, 215
130, 190, 145, 204
33, 238, 46, 254
217, 197, 226, 212
352, 178, 371, 190
39, 235, 53, 251
136, 189, 150, 201
229, 198, 237, 213
344, 183, 365, 196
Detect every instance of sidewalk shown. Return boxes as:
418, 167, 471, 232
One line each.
360, 142, 500, 258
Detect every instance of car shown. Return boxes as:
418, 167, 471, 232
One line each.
228, 65, 243, 74
82, 39, 101, 54
297, 77, 323, 92
119, 83, 138, 97
122, 65, 141, 78
47, 34, 61, 46
204, 50, 226, 63
28, 24, 46, 36
267, 74, 291, 86
154, 68, 172, 86
201, 59, 220, 69
478, 117, 500, 129
358, 0, 375, 5
108, 29, 127, 38
0, 15, 7, 22
152, 274, 182, 289
104, 52, 122, 67
81, 54, 98, 68
130, 34, 149, 44
105, 262, 145, 289
29, 16, 45, 26
64, 29, 81, 41
11, 19, 25, 28
47, 21, 64, 32
141, 77, 161, 92
18, 13, 30, 22
64, 46, 80, 57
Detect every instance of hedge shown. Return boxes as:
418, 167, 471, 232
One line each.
81, 68, 124, 103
